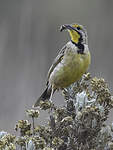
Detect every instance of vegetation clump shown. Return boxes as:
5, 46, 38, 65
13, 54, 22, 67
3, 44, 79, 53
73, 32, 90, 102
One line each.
0, 73, 113, 150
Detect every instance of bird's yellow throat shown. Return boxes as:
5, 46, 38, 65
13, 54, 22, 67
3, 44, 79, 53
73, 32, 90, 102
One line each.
68, 30, 80, 44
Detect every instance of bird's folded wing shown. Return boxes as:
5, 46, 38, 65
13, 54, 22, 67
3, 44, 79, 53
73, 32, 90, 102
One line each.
46, 45, 67, 85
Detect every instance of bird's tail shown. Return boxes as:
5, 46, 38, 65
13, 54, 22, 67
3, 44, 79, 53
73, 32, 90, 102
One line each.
33, 86, 54, 107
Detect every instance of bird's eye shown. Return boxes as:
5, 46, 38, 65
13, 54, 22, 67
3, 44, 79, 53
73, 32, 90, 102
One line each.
77, 26, 81, 30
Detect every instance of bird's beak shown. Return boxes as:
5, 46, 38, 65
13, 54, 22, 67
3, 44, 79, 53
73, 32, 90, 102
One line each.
60, 24, 78, 32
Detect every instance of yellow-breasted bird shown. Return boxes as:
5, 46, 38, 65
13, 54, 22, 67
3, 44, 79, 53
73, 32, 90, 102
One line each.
33, 23, 91, 107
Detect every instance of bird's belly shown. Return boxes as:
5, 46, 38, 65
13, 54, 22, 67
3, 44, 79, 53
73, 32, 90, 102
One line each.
49, 52, 90, 88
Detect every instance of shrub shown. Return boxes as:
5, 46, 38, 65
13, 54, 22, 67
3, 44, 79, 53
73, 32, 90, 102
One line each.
0, 73, 113, 150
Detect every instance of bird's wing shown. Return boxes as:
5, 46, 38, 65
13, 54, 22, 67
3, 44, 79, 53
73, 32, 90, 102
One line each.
46, 45, 67, 85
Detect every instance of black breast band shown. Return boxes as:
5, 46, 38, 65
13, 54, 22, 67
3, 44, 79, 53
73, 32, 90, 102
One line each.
71, 40, 84, 54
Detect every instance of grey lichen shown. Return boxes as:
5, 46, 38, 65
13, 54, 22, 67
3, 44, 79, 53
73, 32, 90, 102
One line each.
0, 73, 113, 150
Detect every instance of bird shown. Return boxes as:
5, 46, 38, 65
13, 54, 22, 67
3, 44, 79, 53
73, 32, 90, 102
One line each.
33, 23, 91, 107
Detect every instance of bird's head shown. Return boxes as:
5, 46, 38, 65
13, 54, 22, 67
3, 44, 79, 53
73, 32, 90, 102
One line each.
60, 23, 88, 45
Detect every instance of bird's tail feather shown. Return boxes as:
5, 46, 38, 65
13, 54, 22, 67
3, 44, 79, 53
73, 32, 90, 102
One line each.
33, 86, 52, 107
